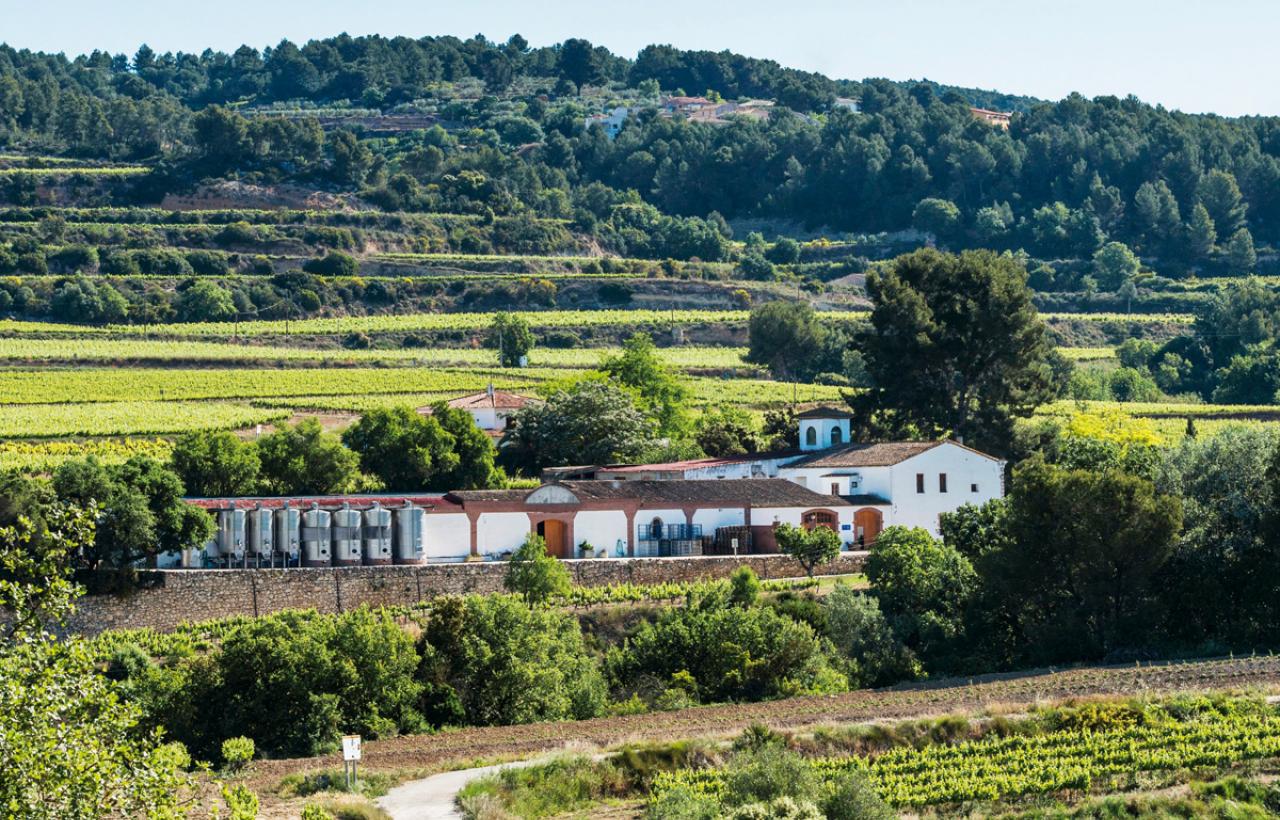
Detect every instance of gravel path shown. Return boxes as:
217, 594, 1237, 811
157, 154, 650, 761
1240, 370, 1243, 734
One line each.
376, 759, 541, 820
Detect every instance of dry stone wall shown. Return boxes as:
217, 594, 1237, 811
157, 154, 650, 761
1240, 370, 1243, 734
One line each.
69, 553, 866, 635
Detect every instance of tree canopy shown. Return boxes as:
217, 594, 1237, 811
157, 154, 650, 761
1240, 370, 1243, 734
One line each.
498, 379, 656, 474
852, 249, 1061, 453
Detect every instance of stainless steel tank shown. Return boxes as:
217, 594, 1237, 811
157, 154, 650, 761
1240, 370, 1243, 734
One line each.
217, 508, 246, 565
301, 503, 332, 567
393, 502, 425, 565
275, 503, 301, 563
246, 505, 274, 560
332, 503, 362, 566
362, 503, 393, 565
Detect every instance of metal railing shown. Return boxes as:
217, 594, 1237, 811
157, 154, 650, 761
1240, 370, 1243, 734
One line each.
637, 523, 703, 541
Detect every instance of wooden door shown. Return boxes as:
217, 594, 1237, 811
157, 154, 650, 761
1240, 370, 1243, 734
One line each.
537, 519, 569, 558
853, 508, 882, 547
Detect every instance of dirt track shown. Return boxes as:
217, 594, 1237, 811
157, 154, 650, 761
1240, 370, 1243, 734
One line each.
252, 654, 1280, 783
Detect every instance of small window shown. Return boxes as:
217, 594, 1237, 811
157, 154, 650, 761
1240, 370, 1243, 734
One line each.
830, 427, 843, 445
971, 483, 978, 493
939, 473, 948, 493
830, 482, 840, 496
805, 426, 818, 447
916, 473, 925, 493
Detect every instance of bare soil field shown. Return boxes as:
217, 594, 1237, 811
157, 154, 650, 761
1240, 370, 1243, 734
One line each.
250, 654, 1280, 787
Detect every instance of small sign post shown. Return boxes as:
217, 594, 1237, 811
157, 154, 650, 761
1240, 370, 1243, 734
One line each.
342, 735, 362, 790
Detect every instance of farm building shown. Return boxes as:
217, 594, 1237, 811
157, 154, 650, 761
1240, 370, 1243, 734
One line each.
418, 386, 535, 434
177, 407, 1003, 568
554, 407, 1005, 542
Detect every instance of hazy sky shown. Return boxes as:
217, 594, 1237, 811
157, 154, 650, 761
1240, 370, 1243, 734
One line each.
2, 0, 1275, 116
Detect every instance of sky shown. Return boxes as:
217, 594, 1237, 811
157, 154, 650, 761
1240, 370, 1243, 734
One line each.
1, 0, 1276, 117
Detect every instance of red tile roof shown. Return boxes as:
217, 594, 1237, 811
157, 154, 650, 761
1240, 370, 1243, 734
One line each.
449, 478, 851, 508
445, 390, 534, 411
185, 494, 462, 512
600, 448, 803, 474
787, 441, 943, 468
796, 406, 856, 420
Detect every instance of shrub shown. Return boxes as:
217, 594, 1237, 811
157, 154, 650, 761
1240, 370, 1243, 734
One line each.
823, 585, 919, 687
203, 609, 422, 758
303, 251, 359, 277
606, 596, 846, 702
221, 736, 255, 770
598, 282, 633, 304
728, 566, 760, 607
343, 331, 373, 350
823, 770, 894, 820
736, 253, 776, 281
503, 534, 571, 606
722, 743, 818, 808
301, 805, 337, 820
727, 797, 822, 819
185, 250, 231, 276
221, 784, 259, 820
417, 595, 607, 727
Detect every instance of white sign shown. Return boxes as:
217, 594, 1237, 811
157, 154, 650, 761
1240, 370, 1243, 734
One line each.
342, 735, 362, 762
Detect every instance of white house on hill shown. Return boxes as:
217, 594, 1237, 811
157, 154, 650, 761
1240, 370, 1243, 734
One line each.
592, 407, 1005, 542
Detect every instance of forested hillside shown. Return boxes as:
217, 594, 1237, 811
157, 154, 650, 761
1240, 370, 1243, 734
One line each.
0, 34, 1274, 278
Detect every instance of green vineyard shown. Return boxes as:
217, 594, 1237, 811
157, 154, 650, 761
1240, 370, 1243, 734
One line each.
651, 700, 1280, 809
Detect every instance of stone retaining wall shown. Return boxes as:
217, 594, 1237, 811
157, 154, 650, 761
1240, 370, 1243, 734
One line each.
69, 553, 866, 635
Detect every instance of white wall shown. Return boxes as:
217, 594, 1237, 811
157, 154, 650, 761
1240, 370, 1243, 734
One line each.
753, 507, 806, 529
424, 512, 472, 561
469, 407, 499, 430
686, 461, 769, 479
476, 512, 530, 556
888, 444, 1004, 535
754, 505, 860, 547
777, 465, 892, 499
799, 418, 851, 450
691, 506, 747, 534
574, 510, 628, 557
